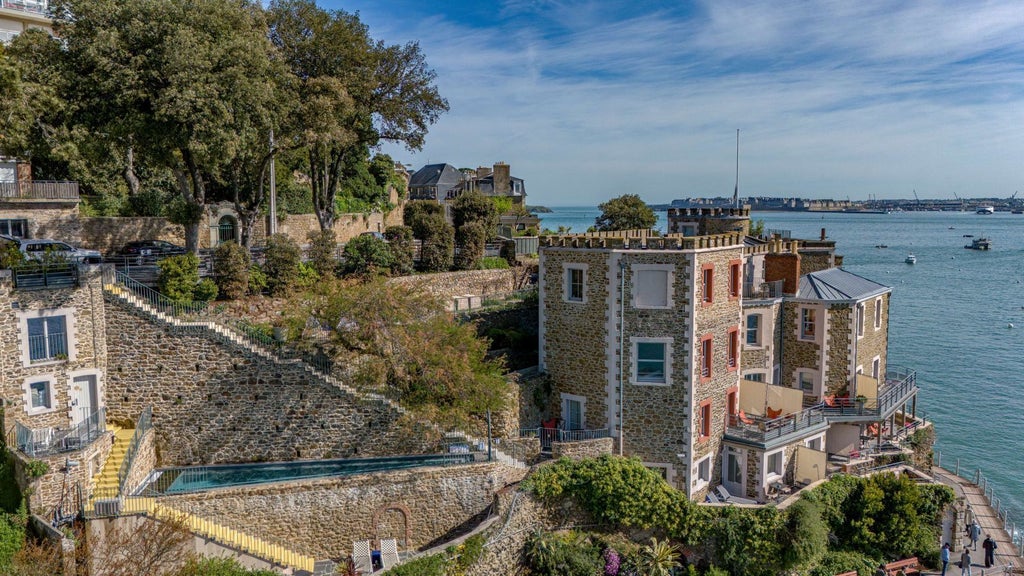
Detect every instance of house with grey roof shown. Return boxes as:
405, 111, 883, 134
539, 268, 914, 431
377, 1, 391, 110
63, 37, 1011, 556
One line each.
408, 163, 465, 202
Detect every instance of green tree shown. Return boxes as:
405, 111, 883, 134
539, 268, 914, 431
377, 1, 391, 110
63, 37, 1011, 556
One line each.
419, 215, 454, 272
263, 234, 302, 296
781, 498, 829, 569
454, 221, 487, 270
404, 201, 445, 237
307, 230, 339, 279
51, 0, 285, 252
384, 225, 415, 275
212, 242, 252, 301
268, 0, 448, 231
450, 190, 498, 232
342, 234, 393, 275
594, 194, 657, 231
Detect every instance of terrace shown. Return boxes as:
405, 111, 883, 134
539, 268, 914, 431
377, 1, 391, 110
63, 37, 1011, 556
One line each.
13, 408, 107, 457
0, 0, 47, 15
0, 180, 80, 202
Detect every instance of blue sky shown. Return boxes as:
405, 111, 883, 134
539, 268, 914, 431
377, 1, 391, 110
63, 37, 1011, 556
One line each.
322, 0, 1024, 205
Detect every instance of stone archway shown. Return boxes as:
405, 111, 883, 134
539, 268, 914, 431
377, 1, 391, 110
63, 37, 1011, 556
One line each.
217, 215, 238, 245
372, 503, 411, 549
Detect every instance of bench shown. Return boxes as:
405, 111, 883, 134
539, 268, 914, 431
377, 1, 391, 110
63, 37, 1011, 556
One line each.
884, 557, 920, 575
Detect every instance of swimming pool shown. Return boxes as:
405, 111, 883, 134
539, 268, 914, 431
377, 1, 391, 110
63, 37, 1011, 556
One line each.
139, 453, 475, 495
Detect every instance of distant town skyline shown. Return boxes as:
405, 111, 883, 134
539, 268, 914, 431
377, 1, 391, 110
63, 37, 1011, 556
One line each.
324, 0, 1024, 205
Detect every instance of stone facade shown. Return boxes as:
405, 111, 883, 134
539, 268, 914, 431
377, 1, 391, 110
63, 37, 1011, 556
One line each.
0, 202, 81, 243
539, 237, 745, 497
122, 428, 156, 495
741, 300, 782, 381
854, 294, 889, 382
80, 217, 185, 254
103, 296, 437, 465
160, 462, 513, 558
13, 431, 113, 515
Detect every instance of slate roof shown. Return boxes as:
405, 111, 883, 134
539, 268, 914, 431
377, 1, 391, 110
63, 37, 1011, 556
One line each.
409, 163, 463, 191
796, 267, 890, 301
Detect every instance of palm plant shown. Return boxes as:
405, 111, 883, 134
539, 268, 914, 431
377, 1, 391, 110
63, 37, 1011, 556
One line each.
631, 538, 681, 576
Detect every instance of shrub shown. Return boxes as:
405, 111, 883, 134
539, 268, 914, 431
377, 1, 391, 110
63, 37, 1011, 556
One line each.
23, 461, 48, 479
384, 225, 414, 275
499, 239, 516, 265
247, 265, 268, 295
478, 256, 509, 270
454, 221, 486, 270
525, 531, 603, 576
0, 507, 27, 570
212, 242, 251, 300
157, 254, 201, 303
450, 191, 499, 232
295, 262, 320, 288
343, 235, 394, 275
404, 202, 444, 238
781, 497, 829, 568
194, 278, 218, 302
126, 189, 167, 217
172, 557, 277, 575
418, 215, 454, 272
263, 234, 301, 296
381, 552, 445, 576
306, 230, 338, 279
0, 243, 25, 269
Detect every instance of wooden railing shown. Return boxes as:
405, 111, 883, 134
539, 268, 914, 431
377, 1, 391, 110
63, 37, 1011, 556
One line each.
0, 181, 80, 200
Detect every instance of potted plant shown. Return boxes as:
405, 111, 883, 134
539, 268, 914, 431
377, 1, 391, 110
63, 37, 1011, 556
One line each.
855, 395, 867, 409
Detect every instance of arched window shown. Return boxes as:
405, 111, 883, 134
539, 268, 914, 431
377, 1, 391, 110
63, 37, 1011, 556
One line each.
218, 215, 237, 244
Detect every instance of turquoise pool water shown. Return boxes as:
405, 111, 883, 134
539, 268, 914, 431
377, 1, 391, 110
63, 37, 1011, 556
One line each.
143, 453, 474, 495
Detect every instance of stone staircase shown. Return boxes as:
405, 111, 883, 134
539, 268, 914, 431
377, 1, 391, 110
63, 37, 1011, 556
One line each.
90, 424, 135, 497
102, 280, 527, 470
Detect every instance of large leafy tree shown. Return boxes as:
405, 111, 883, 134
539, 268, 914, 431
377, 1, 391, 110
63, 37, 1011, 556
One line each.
268, 0, 448, 231
50, 0, 284, 251
594, 193, 657, 231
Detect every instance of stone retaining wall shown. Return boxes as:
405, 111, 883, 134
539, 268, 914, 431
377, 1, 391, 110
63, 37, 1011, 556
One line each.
103, 296, 437, 466
390, 269, 518, 301
161, 462, 516, 559
122, 428, 156, 494
552, 437, 614, 460
15, 433, 112, 515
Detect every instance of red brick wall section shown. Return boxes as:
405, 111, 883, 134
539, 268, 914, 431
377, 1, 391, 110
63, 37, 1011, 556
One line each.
764, 253, 801, 295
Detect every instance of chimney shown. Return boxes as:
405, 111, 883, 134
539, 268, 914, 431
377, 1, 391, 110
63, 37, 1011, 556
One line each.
820, 228, 826, 241
765, 251, 801, 295
493, 162, 511, 196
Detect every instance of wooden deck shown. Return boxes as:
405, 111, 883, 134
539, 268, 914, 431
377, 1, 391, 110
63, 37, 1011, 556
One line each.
928, 467, 1022, 574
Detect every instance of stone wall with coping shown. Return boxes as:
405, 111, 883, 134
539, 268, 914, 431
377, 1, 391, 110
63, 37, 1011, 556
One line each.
160, 462, 513, 558
551, 437, 613, 460
389, 269, 519, 301
0, 202, 81, 243
80, 217, 185, 254
103, 296, 438, 466
122, 428, 156, 495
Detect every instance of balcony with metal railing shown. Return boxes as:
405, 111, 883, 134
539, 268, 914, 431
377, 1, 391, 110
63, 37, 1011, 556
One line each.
743, 279, 784, 300
520, 427, 611, 452
0, 181, 79, 201
14, 408, 107, 457
724, 405, 830, 449
13, 263, 79, 290
822, 368, 919, 423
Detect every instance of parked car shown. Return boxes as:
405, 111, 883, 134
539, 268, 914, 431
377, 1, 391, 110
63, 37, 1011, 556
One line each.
0, 235, 102, 264
116, 240, 186, 257
359, 231, 386, 241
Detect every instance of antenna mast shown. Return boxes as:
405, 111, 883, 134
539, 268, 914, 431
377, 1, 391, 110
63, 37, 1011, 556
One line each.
733, 129, 740, 208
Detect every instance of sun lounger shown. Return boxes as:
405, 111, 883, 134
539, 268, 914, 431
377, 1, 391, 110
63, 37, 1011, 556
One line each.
352, 540, 373, 574
380, 538, 399, 570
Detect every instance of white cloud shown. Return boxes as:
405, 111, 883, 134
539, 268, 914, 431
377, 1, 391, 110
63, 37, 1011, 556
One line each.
348, 0, 1024, 203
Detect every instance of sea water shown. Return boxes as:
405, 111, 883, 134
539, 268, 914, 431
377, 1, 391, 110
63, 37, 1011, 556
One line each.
539, 207, 1024, 520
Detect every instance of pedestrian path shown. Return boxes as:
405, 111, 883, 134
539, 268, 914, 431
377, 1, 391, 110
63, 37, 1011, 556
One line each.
921, 467, 1021, 575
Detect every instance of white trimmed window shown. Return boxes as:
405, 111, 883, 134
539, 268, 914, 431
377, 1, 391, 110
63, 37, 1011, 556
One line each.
745, 313, 762, 346
23, 375, 56, 415
766, 449, 784, 479
856, 304, 865, 338
632, 264, 673, 309
631, 337, 673, 386
644, 463, 670, 481
804, 436, 823, 451
696, 454, 712, 488
563, 264, 587, 303
872, 356, 881, 380
874, 297, 883, 329
18, 308, 76, 367
798, 371, 816, 393
744, 371, 766, 382
560, 393, 585, 431
800, 308, 816, 340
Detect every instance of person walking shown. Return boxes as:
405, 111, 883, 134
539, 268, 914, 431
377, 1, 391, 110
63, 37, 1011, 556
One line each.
982, 534, 997, 567
940, 542, 951, 576
960, 547, 973, 576
970, 521, 982, 550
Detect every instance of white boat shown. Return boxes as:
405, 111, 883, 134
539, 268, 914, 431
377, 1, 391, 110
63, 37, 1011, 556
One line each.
976, 206, 995, 215
905, 254, 917, 264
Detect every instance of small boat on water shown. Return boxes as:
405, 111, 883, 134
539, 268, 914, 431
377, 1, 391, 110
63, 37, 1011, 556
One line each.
905, 254, 917, 264
976, 206, 995, 215
875, 244, 888, 249
965, 237, 992, 250
963, 234, 974, 238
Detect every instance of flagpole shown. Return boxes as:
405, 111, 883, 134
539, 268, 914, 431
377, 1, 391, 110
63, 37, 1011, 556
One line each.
734, 128, 739, 208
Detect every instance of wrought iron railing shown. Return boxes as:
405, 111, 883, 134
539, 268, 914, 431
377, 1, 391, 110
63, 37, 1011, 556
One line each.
521, 427, 611, 451
15, 408, 106, 457
117, 406, 152, 495
27, 331, 67, 362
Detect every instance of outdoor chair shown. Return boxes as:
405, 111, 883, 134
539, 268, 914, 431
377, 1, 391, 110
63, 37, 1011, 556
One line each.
352, 540, 373, 574
716, 485, 758, 505
380, 538, 400, 570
